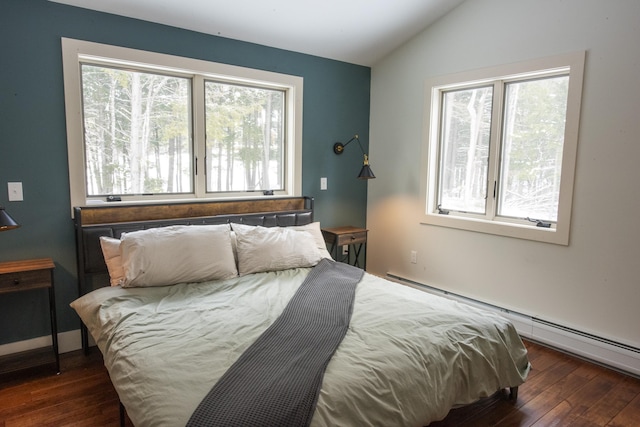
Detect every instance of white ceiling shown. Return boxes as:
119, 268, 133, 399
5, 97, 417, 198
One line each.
50, 0, 464, 66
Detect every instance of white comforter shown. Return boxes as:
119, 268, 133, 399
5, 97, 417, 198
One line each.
71, 267, 529, 427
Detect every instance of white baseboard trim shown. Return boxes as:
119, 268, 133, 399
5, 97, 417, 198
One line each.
0, 330, 82, 357
387, 272, 640, 379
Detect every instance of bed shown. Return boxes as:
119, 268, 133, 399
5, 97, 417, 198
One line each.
71, 197, 530, 427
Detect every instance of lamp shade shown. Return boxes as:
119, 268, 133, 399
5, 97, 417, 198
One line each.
358, 164, 376, 179
357, 153, 375, 179
0, 206, 20, 231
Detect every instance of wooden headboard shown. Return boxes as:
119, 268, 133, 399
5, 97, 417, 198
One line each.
73, 196, 314, 352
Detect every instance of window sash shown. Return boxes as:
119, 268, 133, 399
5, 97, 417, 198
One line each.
497, 75, 569, 223
204, 80, 286, 193
62, 38, 303, 212
437, 85, 493, 215
80, 63, 194, 197
435, 72, 570, 224
421, 52, 585, 245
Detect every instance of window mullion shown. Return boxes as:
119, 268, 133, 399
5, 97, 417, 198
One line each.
434, 89, 446, 212
485, 81, 504, 221
192, 75, 206, 198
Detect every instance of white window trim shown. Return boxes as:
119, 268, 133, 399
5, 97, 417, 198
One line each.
420, 51, 585, 245
61, 38, 303, 213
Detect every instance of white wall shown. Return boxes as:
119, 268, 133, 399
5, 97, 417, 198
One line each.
368, 0, 640, 349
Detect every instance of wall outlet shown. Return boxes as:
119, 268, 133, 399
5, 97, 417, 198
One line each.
320, 177, 327, 190
410, 250, 417, 264
342, 245, 348, 255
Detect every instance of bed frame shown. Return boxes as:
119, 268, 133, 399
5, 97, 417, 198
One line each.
73, 196, 315, 354
73, 196, 520, 426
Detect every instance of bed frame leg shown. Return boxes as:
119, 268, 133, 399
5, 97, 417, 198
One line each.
119, 401, 126, 427
509, 386, 519, 401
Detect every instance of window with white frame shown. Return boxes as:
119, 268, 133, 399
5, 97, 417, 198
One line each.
420, 52, 585, 245
62, 38, 302, 209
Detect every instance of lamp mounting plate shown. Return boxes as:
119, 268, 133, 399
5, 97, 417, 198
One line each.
333, 142, 345, 154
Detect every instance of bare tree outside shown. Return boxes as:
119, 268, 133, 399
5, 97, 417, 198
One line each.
81, 65, 285, 197
205, 82, 285, 193
499, 76, 569, 222
438, 75, 569, 222
81, 64, 191, 196
439, 86, 492, 214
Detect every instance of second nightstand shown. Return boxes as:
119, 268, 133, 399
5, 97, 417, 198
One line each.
321, 226, 368, 270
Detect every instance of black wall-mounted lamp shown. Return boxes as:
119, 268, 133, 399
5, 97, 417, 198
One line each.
333, 134, 375, 179
0, 206, 20, 232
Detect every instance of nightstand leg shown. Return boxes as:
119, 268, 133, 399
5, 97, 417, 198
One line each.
81, 324, 89, 355
362, 242, 367, 271
48, 285, 60, 374
353, 243, 366, 270
353, 243, 362, 267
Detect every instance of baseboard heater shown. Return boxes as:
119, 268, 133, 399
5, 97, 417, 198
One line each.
387, 272, 640, 379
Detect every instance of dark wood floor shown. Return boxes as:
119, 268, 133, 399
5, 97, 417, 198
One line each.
1, 340, 639, 426
431, 340, 640, 426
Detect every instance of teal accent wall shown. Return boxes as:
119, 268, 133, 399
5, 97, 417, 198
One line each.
0, 0, 370, 345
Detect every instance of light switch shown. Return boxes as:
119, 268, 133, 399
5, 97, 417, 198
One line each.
320, 177, 327, 190
8, 182, 23, 201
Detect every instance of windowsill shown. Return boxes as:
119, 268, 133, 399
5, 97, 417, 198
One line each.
83, 192, 294, 207
421, 212, 568, 245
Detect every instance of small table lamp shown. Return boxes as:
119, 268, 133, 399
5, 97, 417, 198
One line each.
0, 206, 20, 231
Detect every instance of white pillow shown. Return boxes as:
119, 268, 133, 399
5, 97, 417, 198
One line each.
99, 236, 125, 286
288, 222, 332, 259
231, 223, 323, 275
120, 224, 237, 287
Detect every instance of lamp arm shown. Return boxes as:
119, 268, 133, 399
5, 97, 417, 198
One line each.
354, 136, 367, 156
342, 134, 359, 149
333, 134, 364, 155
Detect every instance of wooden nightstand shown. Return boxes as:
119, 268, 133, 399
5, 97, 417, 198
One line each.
321, 226, 368, 270
0, 258, 60, 376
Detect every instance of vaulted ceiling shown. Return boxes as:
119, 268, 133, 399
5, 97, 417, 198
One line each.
50, 0, 464, 66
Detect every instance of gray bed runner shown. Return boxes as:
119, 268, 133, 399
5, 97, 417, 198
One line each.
187, 258, 364, 427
